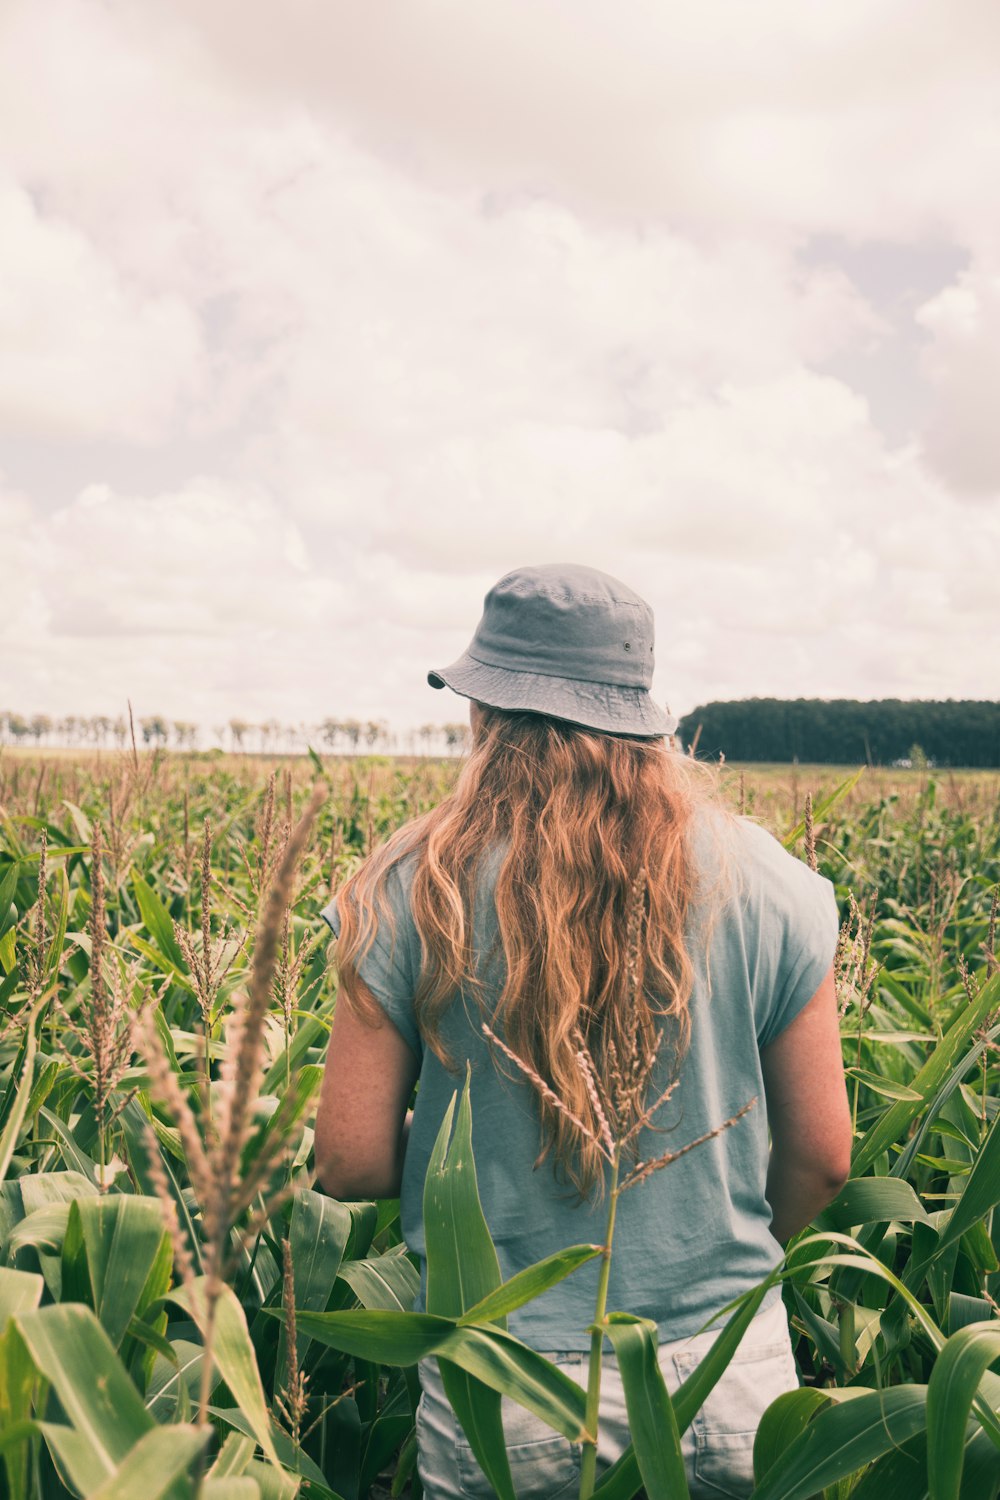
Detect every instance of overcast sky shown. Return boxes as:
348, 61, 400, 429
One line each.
3, 0, 999, 738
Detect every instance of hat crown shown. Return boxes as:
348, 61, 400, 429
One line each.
471, 564, 655, 688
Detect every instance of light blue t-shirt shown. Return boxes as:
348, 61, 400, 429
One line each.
320, 813, 839, 1350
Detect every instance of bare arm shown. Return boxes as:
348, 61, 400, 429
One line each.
760, 964, 852, 1243
315, 978, 420, 1201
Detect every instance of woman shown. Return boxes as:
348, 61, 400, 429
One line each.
315, 563, 852, 1499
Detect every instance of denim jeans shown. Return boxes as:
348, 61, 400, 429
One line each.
415, 1296, 798, 1499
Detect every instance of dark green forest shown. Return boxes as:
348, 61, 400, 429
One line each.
677, 698, 1000, 767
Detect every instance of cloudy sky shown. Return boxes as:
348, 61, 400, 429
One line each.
3, 0, 999, 740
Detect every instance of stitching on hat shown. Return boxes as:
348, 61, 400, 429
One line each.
500, 578, 643, 610
465, 650, 653, 691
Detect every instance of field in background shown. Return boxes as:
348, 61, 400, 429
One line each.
1, 746, 999, 1497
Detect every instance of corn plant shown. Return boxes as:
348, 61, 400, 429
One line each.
0, 747, 999, 1497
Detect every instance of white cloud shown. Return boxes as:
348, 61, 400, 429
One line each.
0, 180, 205, 443
37, 478, 336, 638
164, 0, 1000, 247
0, 0, 998, 738
0, 479, 41, 645
916, 264, 1000, 495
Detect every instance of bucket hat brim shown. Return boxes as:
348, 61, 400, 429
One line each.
428, 650, 675, 738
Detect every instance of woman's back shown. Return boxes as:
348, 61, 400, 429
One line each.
320, 804, 838, 1349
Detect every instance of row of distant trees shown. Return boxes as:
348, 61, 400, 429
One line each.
0, 711, 472, 757
677, 698, 1000, 768
9, 700, 998, 766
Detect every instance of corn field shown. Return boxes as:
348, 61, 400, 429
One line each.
0, 747, 999, 1499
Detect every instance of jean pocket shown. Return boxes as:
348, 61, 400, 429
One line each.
674, 1341, 799, 1500
455, 1397, 580, 1500
456, 1430, 579, 1500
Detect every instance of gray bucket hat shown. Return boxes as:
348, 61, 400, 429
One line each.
428, 563, 677, 738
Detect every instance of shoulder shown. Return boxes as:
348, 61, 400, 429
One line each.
687, 809, 838, 961
319, 840, 423, 939
695, 811, 831, 908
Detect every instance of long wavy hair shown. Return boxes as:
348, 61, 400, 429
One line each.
334, 704, 722, 1195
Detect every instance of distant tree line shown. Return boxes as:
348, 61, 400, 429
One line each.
0, 711, 471, 757
677, 698, 1000, 768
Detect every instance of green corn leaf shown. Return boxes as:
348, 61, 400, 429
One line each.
845, 1067, 923, 1101
847, 1432, 930, 1500
959, 1218, 999, 1274
782, 768, 865, 849
791, 1289, 851, 1381
0, 1267, 43, 1328
209, 1431, 256, 1477
61, 800, 92, 843
457, 1244, 603, 1327
338, 1247, 419, 1311
432, 1322, 587, 1442
280, 1307, 451, 1365
124, 1313, 178, 1365
45, 863, 70, 979
37, 1106, 99, 1184
0, 965, 18, 1009
850, 1414, 1000, 1500
7, 1203, 72, 1264
926, 1322, 1000, 1500
206, 1406, 329, 1492
88, 1424, 209, 1499
0, 1000, 42, 1185
0, 1024, 32, 1138
894, 1017, 1000, 1181
242, 1461, 306, 1499
261, 1012, 330, 1095
0, 1320, 37, 1500
590, 1447, 643, 1500
424, 1073, 504, 1320
169, 1279, 280, 1468
126, 932, 193, 989
949, 1294, 996, 1335
437, 1360, 516, 1500
673, 1275, 780, 1434
274, 1188, 351, 1379
23, 1060, 59, 1131
602, 1315, 689, 1500
38, 1422, 111, 1497
853, 972, 1000, 1175
249, 1065, 322, 1167
61, 1195, 168, 1349
423, 1072, 513, 1500
131, 870, 187, 972
359, 1383, 412, 1497
14, 1303, 154, 1483
0, 1419, 38, 1461
342, 1199, 379, 1262
118, 1096, 204, 1276
753, 1387, 833, 1487
0, 923, 16, 977
818, 1176, 931, 1231
145, 1339, 203, 1422
751, 1386, 930, 1500
0, 923, 16, 974
282, 1307, 589, 1442
0, 862, 20, 919
937, 1108, 1000, 1256
956, 1427, 1000, 1500
591, 1280, 786, 1493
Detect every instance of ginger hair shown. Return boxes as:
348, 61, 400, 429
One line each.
334, 705, 721, 1195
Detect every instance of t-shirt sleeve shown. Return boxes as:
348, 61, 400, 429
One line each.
319, 863, 424, 1060
735, 819, 840, 1048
